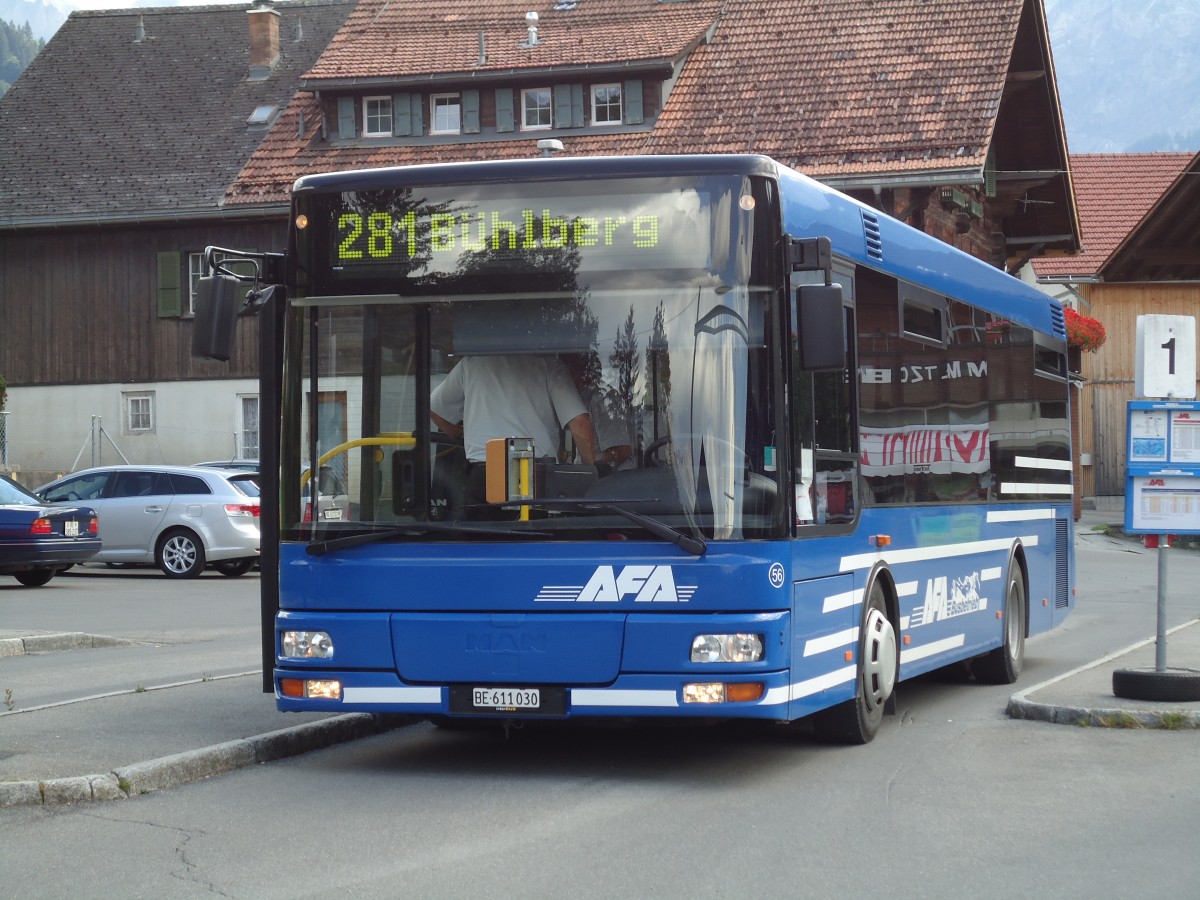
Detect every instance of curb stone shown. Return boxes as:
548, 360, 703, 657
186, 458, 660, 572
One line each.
0, 712, 413, 808
1006, 695, 1200, 728
0, 632, 137, 657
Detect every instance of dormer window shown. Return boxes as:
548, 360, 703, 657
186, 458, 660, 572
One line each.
591, 84, 622, 125
430, 93, 462, 135
521, 88, 552, 130
363, 96, 393, 137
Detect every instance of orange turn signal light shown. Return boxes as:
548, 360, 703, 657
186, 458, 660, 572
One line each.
725, 682, 765, 703
279, 678, 305, 698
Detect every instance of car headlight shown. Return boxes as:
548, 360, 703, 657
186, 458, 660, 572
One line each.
690, 633, 764, 663
281, 630, 334, 659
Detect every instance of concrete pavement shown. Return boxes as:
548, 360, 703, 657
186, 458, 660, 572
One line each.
2, 505, 1197, 808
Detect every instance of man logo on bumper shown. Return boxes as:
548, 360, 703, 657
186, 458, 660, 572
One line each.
533, 565, 698, 603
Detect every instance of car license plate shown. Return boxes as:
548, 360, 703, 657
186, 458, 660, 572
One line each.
472, 687, 540, 710
65, 520, 79, 537
322, 507, 343, 521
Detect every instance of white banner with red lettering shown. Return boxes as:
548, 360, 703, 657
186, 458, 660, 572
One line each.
860, 425, 989, 476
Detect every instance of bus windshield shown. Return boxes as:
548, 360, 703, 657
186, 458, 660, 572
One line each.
282, 173, 785, 543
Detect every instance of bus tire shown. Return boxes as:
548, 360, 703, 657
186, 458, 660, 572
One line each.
971, 562, 1026, 685
811, 580, 897, 744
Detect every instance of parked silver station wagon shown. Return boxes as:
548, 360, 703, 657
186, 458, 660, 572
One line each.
36, 465, 260, 578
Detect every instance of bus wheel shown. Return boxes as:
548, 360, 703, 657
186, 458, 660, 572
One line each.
812, 582, 897, 744
971, 565, 1026, 685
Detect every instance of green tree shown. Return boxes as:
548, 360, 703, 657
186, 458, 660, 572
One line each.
0, 18, 46, 97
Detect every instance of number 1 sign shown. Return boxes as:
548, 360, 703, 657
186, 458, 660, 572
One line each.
1135, 315, 1196, 399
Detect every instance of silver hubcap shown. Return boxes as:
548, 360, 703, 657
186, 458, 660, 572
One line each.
861, 605, 898, 712
1007, 580, 1025, 660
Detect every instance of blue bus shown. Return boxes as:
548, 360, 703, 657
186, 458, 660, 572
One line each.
197, 154, 1074, 743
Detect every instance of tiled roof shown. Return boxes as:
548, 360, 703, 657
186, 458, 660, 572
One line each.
1032, 153, 1192, 279
0, 0, 355, 229
229, 0, 1036, 206
303, 0, 720, 82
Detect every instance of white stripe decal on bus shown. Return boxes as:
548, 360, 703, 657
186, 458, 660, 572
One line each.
570, 689, 679, 708
804, 627, 859, 657
1000, 482, 1073, 496
789, 665, 856, 699
981, 566, 1002, 581
900, 635, 966, 664
1015, 455, 1073, 471
987, 508, 1055, 522
342, 687, 442, 704
839, 535, 1039, 572
822, 586, 864, 613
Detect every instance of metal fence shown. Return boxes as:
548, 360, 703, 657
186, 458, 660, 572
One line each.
0, 411, 247, 490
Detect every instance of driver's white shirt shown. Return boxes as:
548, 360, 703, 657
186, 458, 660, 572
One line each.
431, 355, 587, 462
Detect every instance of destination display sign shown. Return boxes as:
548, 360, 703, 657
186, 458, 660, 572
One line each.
322, 185, 714, 280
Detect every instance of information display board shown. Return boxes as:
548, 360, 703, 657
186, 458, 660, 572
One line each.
1125, 400, 1200, 535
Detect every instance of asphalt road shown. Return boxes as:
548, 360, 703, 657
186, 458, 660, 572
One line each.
1, 538, 1199, 898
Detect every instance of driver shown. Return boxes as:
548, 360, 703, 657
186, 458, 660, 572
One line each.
431, 353, 598, 468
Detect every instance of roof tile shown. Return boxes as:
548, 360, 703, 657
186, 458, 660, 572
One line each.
1032, 153, 1192, 278
230, 0, 1031, 205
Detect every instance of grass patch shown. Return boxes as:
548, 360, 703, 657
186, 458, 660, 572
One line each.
1158, 711, 1192, 730
1096, 712, 1142, 729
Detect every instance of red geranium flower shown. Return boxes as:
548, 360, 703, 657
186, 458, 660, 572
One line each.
1064, 307, 1106, 352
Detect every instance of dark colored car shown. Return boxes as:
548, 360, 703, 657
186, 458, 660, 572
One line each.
0, 473, 100, 587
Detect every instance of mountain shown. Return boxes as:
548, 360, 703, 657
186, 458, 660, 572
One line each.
0, 17, 43, 95
0, 0, 64, 42
1045, 0, 1200, 152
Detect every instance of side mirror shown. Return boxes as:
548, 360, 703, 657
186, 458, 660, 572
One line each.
191, 273, 242, 361
796, 283, 847, 371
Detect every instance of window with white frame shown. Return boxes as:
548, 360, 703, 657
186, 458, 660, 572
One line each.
430, 93, 462, 134
125, 393, 154, 434
363, 96, 393, 137
187, 252, 204, 317
239, 395, 260, 459
591, 84, 622, 125
521, 88, 552, 130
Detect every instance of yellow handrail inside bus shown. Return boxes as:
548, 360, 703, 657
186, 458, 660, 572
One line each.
301, 433, 416, 487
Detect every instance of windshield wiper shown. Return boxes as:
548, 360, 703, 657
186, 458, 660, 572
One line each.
306, 522, 550, 556
501, 498, 707, 556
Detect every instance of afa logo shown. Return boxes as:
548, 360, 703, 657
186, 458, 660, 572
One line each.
910, 572, 988, 627
533, 565, 698, 603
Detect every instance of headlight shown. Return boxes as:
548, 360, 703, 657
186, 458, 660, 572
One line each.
690, 633, 764, 663
281, 630, 334, 659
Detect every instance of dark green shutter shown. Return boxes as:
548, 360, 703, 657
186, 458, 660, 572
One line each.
553, 84, 571, 128
553, 84, 584, 128
409, 94, 425, 136
157, 251, 181, 318
495, 88, 515, 132
393, 93, 412, 136
337, 96, 356, 138
623, 79, 643, 124
463, 90, 481, 133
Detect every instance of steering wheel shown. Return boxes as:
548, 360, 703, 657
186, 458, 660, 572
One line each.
642, 434, 753, 474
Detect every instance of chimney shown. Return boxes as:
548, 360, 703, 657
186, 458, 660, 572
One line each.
247, 0, 281, 81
